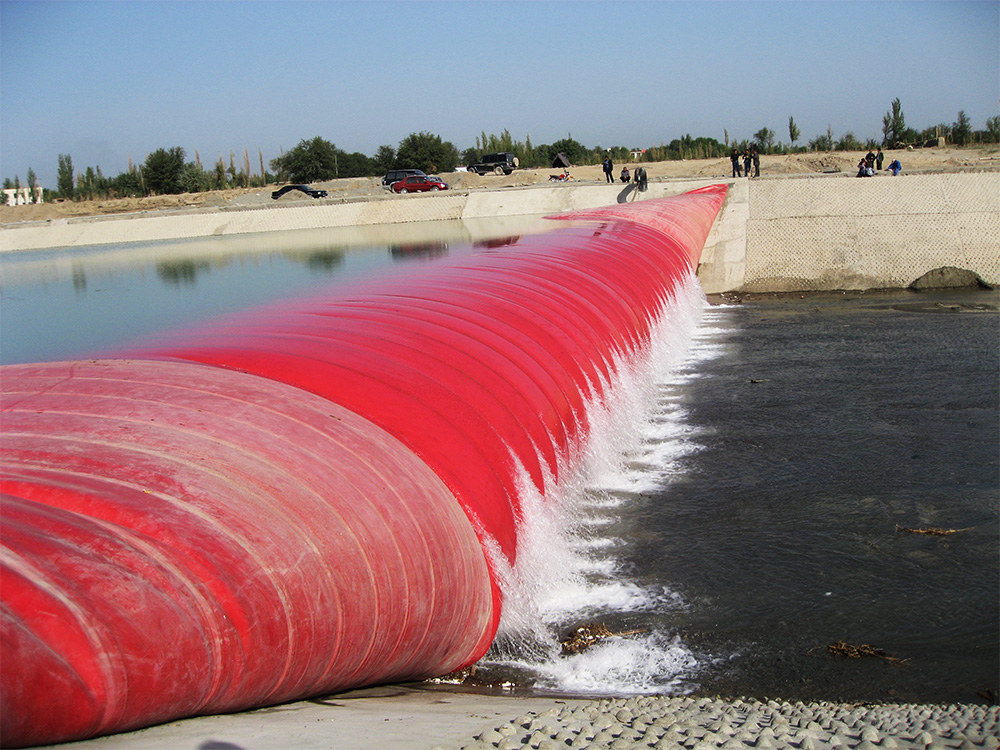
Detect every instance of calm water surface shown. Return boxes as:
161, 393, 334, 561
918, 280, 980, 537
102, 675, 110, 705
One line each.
2, 227, 997, 705
1, 220, 534, 364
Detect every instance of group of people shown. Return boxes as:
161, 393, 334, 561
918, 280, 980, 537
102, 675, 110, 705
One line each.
856, 147, 901, 176
856, 148, 884, 177
602, 157, 648, 190
730, 148, 760, 178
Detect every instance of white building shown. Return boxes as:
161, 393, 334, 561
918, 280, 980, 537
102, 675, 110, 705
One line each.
4, 186, 44, 206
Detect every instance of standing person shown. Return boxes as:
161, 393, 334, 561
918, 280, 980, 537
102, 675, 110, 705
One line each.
752, 147, 760, 178
730, 149, 742, 177
875, 147, 884, 171
603, 156, 614, 183
743, 149, 752, 178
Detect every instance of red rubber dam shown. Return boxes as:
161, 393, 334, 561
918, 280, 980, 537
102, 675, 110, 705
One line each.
0, 185, 727, 747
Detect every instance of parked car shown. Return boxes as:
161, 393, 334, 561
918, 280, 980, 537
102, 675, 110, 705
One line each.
271, 184, 327, 199
382, 169, 426, 189
392, 175, 449, 194
468, 152, 519, 175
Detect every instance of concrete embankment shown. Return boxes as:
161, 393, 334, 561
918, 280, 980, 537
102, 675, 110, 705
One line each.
697, 172, 1000, 294
2, 173, 997, 294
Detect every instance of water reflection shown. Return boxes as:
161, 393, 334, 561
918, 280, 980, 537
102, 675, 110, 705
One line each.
157, 259, 212, 286
0, 215, 563, 366
389, 241, 448, 262
474, 236, 522, 250
303, 249, 346, 273
72, 263, 87, 293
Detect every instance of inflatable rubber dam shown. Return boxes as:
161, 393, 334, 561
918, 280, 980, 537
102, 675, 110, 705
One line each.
0, 187, 727, 746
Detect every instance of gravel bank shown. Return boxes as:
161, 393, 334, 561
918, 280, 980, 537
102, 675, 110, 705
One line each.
447, 695, 999, 750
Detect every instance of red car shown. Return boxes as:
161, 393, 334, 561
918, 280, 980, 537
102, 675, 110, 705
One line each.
392, 175, 448, 194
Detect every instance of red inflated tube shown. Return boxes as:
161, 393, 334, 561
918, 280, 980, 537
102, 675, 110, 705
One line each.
1, 360, 494, 747
0, 186, 728, 746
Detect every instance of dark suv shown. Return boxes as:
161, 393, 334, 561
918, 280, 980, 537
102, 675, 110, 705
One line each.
468, 152, 519, 175
382, 169, 426, 189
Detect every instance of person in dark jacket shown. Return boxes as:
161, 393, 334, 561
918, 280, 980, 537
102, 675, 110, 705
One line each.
603, 156, 614, 183
730, 149, 742, 177
634, 166, 648, 191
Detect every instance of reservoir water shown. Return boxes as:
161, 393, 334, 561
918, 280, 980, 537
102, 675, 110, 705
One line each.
1, 224, 996, 706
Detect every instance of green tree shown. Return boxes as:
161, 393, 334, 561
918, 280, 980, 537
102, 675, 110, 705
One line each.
460, 147, 479, 167
986, 115, 1000, 143
144, 147, 186, 194
57, 153, 74, 199
26, 168, 37, 203
180, 162, 209, 193
952, 110, 972, 146
270, 136, 340, 182
338, 151, 375, 178
213, 157, 229, 189
882, 97, 907, 146
81, 166, 97, 200
835, 132, 863, 151
788, 117, 800, 147
373, 145, 395, 173
395, 131, 458, 172
809, 131, 833, 151
753, 127, 776, 152
114, 170, 143, 197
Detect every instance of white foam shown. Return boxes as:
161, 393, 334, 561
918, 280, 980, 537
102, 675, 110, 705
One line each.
482, 275, 736, 694
496, 633, 701, 696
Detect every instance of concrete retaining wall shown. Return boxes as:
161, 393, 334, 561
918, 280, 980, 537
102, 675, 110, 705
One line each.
732, 172, 999, 293
3, 173, 997, 293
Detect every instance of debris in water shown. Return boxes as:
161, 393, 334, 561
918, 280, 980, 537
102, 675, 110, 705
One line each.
827, 640, 909, 665
561, 623, 647, 655
895, 524, 973, 536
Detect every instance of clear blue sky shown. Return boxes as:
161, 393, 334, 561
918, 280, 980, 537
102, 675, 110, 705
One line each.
2, 0, 998, 188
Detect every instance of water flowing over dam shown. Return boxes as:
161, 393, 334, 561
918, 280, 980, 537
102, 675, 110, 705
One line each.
0, 187, 727, 747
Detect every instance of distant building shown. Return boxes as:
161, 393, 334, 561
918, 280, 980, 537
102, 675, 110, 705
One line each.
630, 149, 646, 161
3, 186, 43, 206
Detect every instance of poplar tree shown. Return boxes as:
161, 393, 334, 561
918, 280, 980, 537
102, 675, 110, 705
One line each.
26, 168, 37, 202
952, 110, 971, 146
788, 116, 800, 147
57, 154, 74, 199
882, 98, 907, 147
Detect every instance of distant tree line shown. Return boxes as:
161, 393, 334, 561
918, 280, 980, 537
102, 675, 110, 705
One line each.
4, 99, 998, 202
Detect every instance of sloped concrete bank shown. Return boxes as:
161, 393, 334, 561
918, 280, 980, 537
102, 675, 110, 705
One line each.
2, 173, 997, 294
699, 172, 1000, 294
